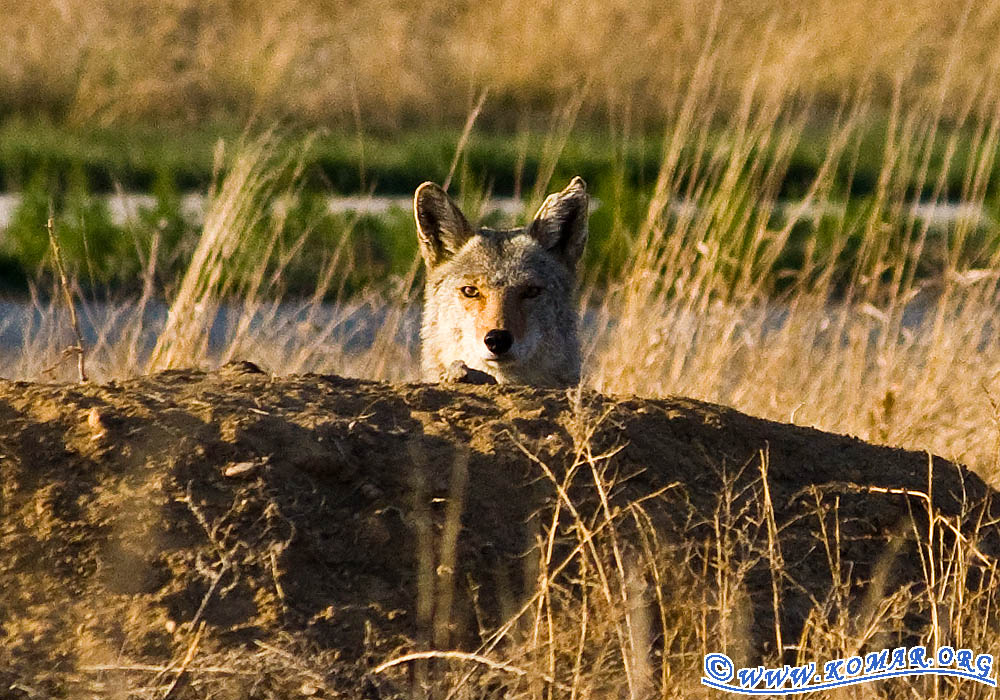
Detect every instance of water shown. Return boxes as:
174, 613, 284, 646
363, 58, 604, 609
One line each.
0, 298, 420, 356
0, 193, 990, 229
0, 193, 528, 229
0, 287, 949, 360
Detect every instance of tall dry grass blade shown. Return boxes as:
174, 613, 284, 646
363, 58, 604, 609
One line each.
443, 89, 489, 193
46, 213, 87, 382
147, 133, 299, 372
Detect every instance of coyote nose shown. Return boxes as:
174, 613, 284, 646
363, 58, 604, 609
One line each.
484, 329, 513, 355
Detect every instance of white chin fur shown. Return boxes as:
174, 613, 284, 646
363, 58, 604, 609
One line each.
449, 328, 542, 381
483, 331, 541, 378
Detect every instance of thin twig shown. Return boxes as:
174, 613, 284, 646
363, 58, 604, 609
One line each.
162, 620, 206, 699
808, 481, 997, 567
758, 445, 785, 656
190, 564, 228, 631
253, 640, 329, 684
80, 663, 246, 675
374, 650, 569, 690
443, 89, 489, 192
46, 213, 87, 382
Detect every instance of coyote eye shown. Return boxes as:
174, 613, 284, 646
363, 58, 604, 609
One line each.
522, 285, 543, 299
460, 285, 480, 298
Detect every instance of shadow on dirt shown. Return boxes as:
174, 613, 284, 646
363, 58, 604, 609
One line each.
0, 363, 996, 696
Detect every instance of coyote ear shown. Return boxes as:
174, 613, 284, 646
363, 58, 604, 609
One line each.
414, 182, 474, 267
528, 176, 589, 266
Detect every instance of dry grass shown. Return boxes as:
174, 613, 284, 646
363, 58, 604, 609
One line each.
3, 0, 1000, 128
363, 414, 1000, 700
8, 97, 1000, 692
5, 3, 1000, 697
8, 34, 1000, 472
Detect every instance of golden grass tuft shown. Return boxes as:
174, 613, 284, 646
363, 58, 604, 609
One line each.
4, 0, 1000, 128
4, 5, 1000, 696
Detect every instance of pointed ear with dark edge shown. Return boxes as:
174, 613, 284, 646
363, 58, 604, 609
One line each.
414, 182, 474, 267
528, 176, 589, 266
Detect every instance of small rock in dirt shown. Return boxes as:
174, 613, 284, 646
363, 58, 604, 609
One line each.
86, 407, 108, 440
441, 361, 498, 385
224, 461, 259, 477
219, 359, 266, 376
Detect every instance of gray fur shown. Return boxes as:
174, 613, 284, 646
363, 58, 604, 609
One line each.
415, 177, 588, 387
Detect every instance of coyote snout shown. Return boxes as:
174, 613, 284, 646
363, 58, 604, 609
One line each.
483, 329, 512, 356
415, 177, 589, 387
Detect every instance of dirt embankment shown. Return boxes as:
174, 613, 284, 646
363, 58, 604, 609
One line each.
0, 363, 996, 698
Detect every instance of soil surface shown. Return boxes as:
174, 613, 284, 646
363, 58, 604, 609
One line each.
0, 362, 997, 698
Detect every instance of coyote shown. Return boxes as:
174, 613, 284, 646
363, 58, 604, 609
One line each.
414, 177, 589, 387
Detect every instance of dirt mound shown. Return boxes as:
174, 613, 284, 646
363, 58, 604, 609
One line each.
0, 363, 996, 697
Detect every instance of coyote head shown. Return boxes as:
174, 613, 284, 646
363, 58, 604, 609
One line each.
415, 177, 589, 387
